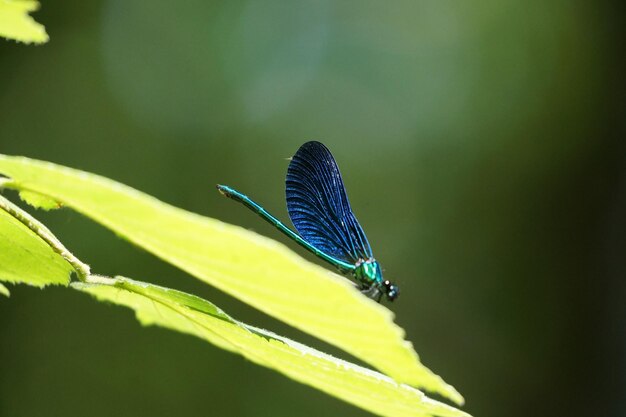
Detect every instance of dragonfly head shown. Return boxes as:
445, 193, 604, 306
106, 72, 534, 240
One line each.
382, 279, 399, 302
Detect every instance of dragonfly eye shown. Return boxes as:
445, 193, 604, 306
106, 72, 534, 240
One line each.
383, 280, 399, 302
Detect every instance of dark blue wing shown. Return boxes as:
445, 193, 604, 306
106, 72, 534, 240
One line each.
286, 141, 373, 264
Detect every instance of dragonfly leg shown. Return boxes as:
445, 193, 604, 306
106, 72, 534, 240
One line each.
361, 285, 382, 302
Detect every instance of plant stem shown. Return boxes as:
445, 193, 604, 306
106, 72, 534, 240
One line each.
0, 193, 91, 281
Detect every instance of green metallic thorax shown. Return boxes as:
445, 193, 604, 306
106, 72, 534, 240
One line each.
354, 259, 383, 285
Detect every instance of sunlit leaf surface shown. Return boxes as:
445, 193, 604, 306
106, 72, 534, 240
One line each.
0, 155, 463, 403
0, 282, 10, 297
0, 0, 48, 44
0, 187, 467, 416
0, 196, 71, 287
19, 190, 62, 210
75, 276, 469, 417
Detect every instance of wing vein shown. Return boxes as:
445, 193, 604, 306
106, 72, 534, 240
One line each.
286, 141, 374, 264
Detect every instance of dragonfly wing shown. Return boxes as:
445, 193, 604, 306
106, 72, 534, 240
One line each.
286, 141, 373, 264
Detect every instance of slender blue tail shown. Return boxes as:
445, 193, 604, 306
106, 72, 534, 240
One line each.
216, 184, 354, 273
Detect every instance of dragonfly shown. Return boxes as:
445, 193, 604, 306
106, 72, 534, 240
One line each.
217, 141, 399, 302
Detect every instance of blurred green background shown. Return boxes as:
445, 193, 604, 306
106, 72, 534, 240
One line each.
1, 1, 624, 416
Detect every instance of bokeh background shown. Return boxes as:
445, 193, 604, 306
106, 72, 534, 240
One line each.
0, 2, 624, 417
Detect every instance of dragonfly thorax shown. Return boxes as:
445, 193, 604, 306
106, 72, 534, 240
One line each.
354, 259, 382, 284
354, 259, 399, 302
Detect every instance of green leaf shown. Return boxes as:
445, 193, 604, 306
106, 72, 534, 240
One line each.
0, 282, 10, 297
0, 0, 49, 44
74, 276, 469, 417
0, 195, 72, 287
0, 155, 463, 404
0, 187, 467, 416
19, 190, 62, 210
0, 189, 468, 416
